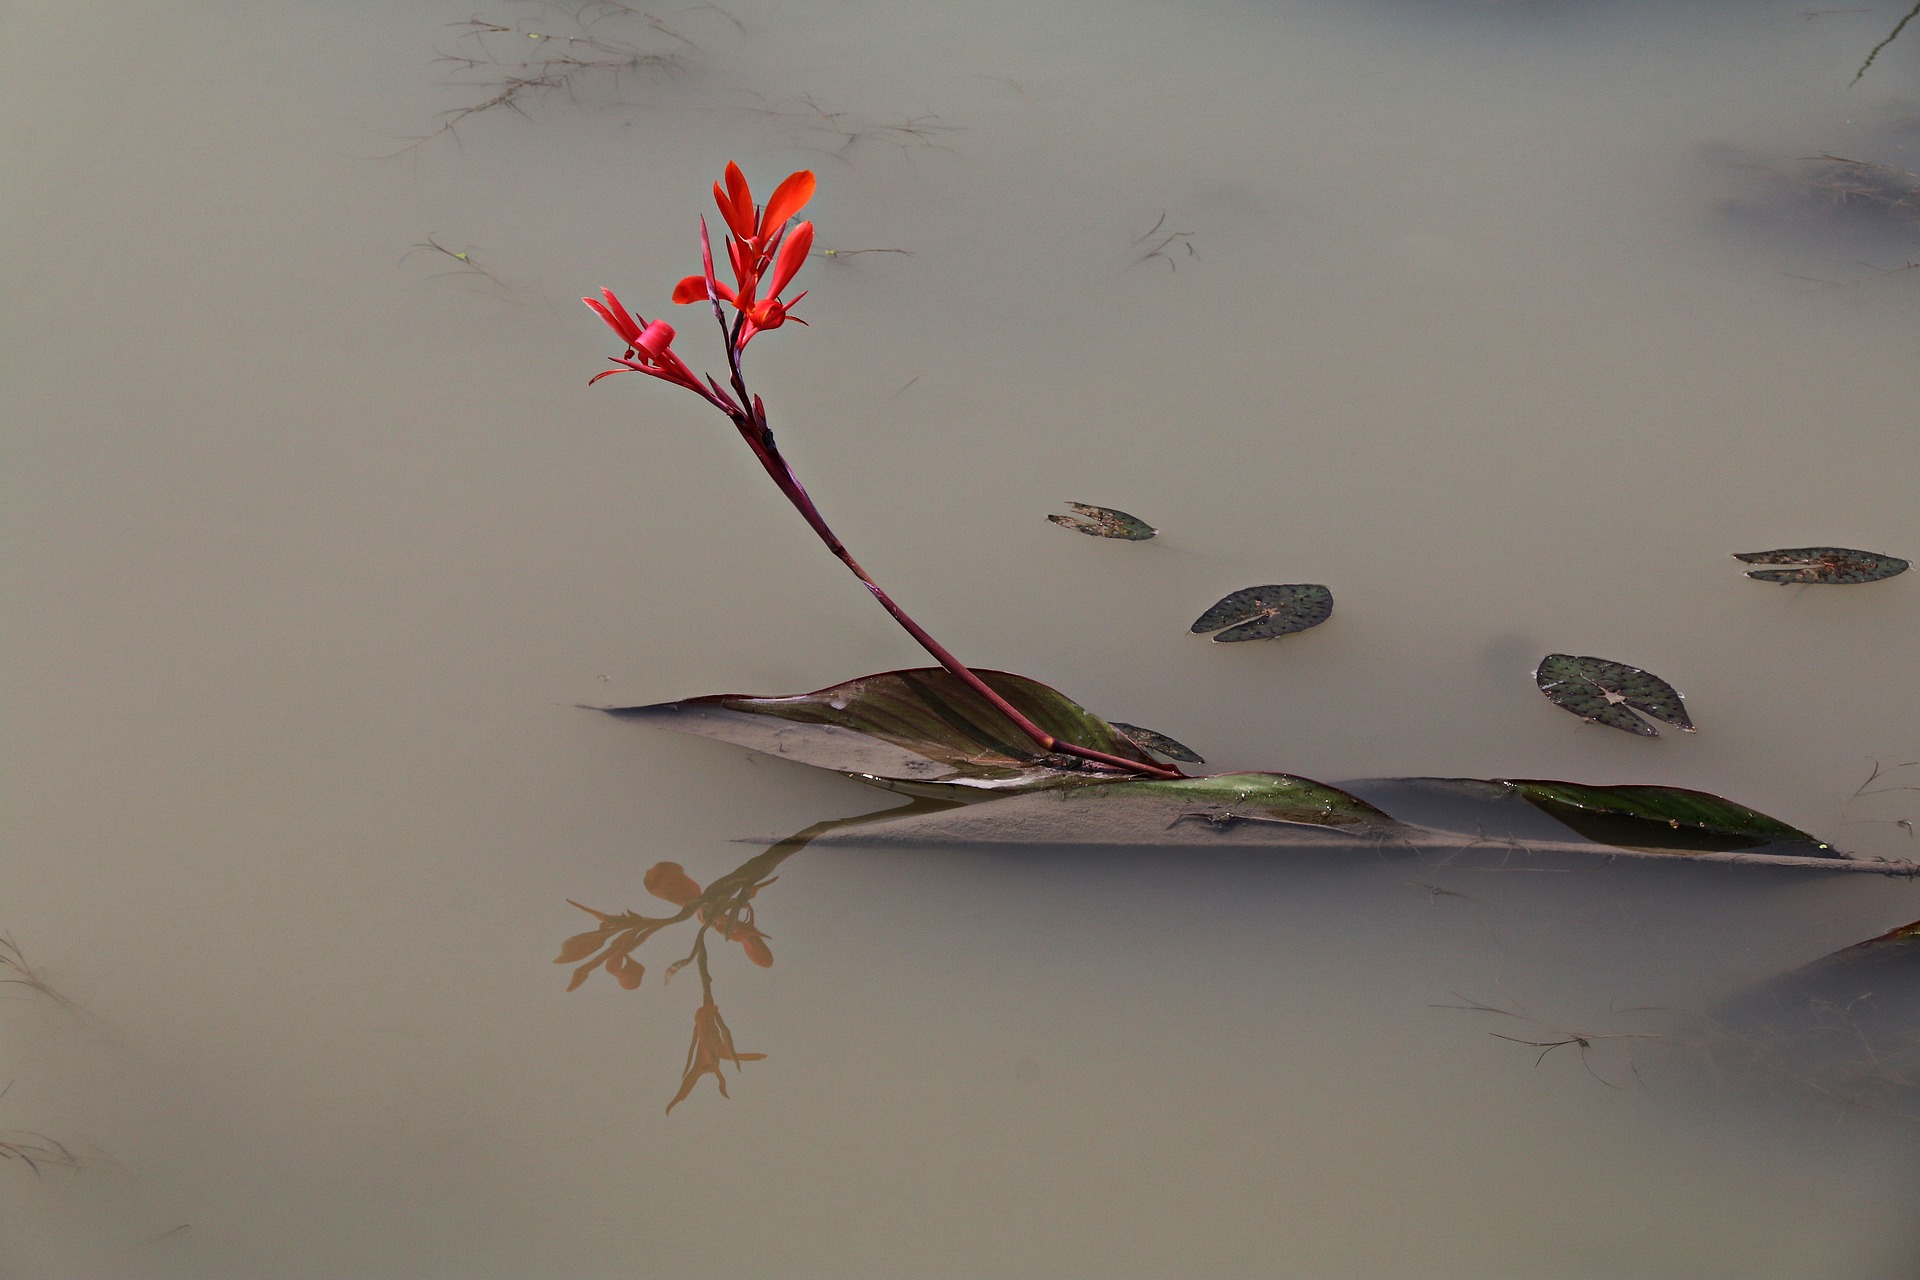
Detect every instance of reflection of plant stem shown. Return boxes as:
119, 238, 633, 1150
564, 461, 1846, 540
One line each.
690, 219, 1180, 781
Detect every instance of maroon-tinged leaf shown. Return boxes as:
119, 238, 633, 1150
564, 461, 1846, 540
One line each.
597, 667, 1158, 792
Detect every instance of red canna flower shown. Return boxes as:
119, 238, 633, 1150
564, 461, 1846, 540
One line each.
581, 288, 707, 394
673, 164, 816, 349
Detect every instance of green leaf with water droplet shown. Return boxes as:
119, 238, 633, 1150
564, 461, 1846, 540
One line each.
1046, 502, 1156, 540
1535, 654, 1694, 737
1501, 779, 1839, 855
1109, 722, 1205, 764
1190, 584, 1333, 642
1734, 546, 1908, 585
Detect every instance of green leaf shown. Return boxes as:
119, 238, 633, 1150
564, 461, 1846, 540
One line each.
1499, 779, 1841, 856
598, 667, 1159, 792
1190, 585, 1333, 643
1047, 502, 1157, 540
1734, 546, 1908, 585
1535, 654, 1694, 737
1109, 721, 1205, 764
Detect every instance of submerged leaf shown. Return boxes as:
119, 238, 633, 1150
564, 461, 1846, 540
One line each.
1535, 654, 1694, 737
1190, 584, 1333, 643
1110, 721, 1205, 764
1500, 779, 1840, 856
1734, 546, 1908, 585
1046, 502, 1157, 540
806, 772, 1401, 848
598, 667, 1159, 792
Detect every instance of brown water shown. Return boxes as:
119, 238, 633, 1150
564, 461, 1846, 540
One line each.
7, 0, 1920, 1274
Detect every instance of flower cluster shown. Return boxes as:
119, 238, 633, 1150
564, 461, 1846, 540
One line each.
674, 163, 815, 350
583, 163, 816, 405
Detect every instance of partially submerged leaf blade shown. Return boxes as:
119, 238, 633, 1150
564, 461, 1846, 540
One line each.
1501, 779, 1841, 856
804, 772, 1400, 848
1734, 546, 1908, 585
1109, 721, 1205, 764
1048, 502, 1157, 540
598, 667, 1158, 791
1535, 653, 1693, 736
1190, 585, 1334, 641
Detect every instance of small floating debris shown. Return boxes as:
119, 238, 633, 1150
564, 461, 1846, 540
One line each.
1109, 722, 1205, 764
1047, 502, 1157, 540
1535, 653, 1695, 737
1190, 585, 1334, 643
1734, 546, 1908, 585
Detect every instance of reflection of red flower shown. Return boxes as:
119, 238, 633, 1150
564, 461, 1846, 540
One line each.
666, 999, 766, 1114
644, 861, 702, 907
646, 861, 774, 968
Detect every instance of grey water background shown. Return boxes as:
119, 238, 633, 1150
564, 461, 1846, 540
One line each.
7, 0, 1920, 1274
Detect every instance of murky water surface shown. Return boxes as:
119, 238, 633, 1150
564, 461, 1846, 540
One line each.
8, 0, 1920, 1274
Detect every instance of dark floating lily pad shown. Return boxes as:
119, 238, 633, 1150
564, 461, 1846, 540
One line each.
1047, 502, 1156, 540
1190, 584, 1334, 643
1535, 653, 1694, 737
1734, 546, 1909, 585
1109, 721, 1205, 764
1499, 779, 1841, 856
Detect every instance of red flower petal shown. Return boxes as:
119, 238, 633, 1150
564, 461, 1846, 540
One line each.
759, 170, 816, 236
717, 163, 756, 240
763, 221, 813, 300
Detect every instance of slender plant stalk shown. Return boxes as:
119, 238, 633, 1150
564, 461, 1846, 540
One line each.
694, 220, 1179, 780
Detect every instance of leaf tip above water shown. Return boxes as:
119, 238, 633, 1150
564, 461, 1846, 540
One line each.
1047, 502, 1157, 540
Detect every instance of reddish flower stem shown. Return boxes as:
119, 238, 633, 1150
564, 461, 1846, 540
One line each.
682, 229, 1174, 778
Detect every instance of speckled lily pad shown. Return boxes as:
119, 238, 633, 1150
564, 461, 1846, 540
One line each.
1047, 502, 1157, 540
1190, 585, 1333, 643
1535, 653, 1695, 737
1734, 546, 1908, 585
